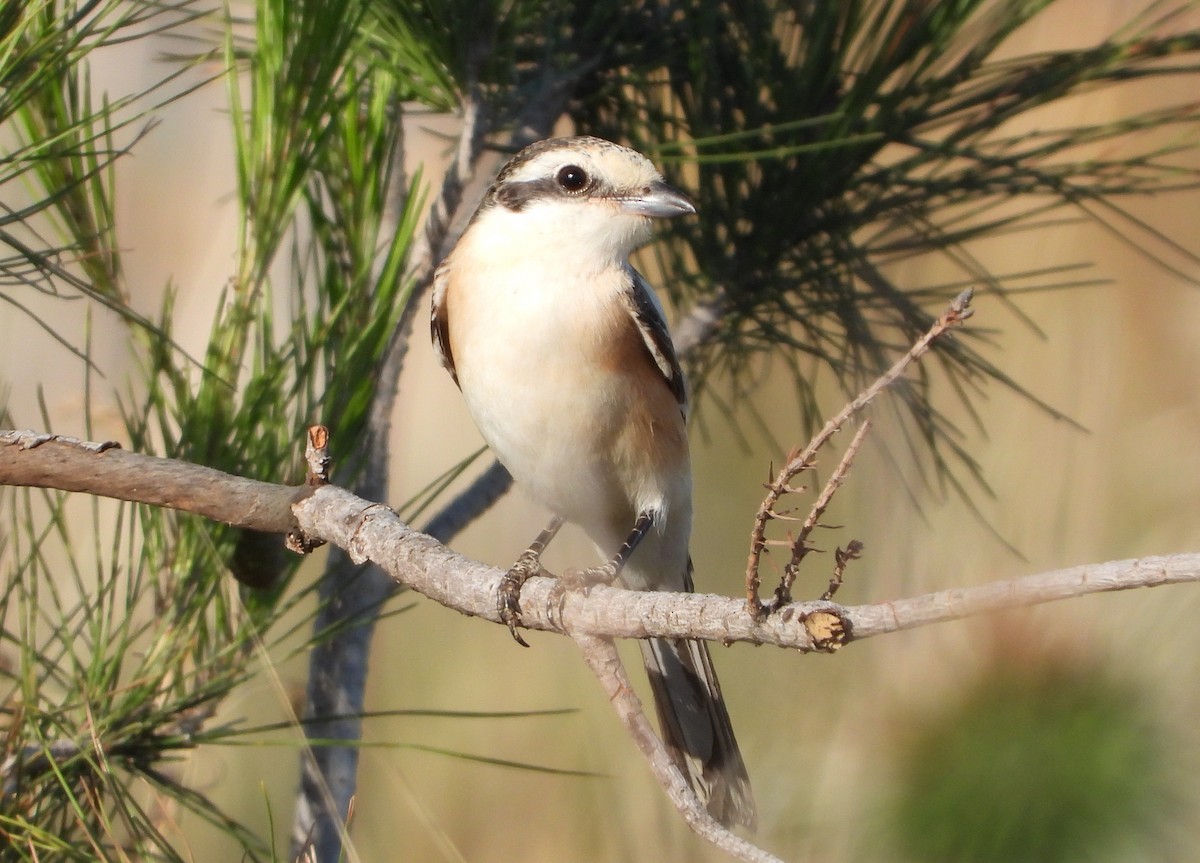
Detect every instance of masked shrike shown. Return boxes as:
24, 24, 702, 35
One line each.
431, 135, 755, 829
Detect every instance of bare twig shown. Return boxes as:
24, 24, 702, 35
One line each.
823, 540, 864, 602
1, 740, 84, 796
672, 288, 729, 358
304, 424, 331, 485
572, 632, 784, 863
746, 289, 974, 615
772, 418, 872, 610
288, 425, 332, 554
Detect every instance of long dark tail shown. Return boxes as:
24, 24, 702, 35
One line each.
639, 635, 757, 830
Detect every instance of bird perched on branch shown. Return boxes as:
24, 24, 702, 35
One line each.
431, 135, 755, 829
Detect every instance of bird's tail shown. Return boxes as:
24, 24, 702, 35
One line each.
639, 635, 757, 830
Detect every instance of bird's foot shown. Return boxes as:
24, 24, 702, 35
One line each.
498, 547, 548, 648
546, 562, 619, 629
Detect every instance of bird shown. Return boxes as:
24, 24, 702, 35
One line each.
431, 135, 756, 830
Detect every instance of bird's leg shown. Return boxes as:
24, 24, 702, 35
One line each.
573, 510, 655, 586
548, 511, 655, 624
499, 515, 564, 647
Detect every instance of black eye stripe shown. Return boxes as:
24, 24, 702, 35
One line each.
491, 168, 606, 212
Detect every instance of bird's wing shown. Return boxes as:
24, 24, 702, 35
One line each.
623, 267, 687, 416
430, 259, 459, 387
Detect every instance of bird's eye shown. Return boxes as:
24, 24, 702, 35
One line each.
556, 165, 589, 193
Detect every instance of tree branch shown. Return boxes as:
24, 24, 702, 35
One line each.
571, 632, 784, 863
0, 429, 304, 530
4, 428, 1196, 652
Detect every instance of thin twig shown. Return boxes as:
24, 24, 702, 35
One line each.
823, 540, 863, 602
772, 419, 872, 610
572, 633, 784, 863
304, 424, 331, 485
746, 288, 974, 615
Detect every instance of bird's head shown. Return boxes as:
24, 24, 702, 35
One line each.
478, 136, 695, 263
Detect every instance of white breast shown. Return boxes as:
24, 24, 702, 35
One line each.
445, 205, 688, 533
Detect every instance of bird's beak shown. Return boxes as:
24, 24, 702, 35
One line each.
619, 180, 696, 219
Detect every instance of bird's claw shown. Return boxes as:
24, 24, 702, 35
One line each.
498, 549, 547, 647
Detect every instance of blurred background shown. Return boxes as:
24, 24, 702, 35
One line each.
3, 2, 1200, 861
